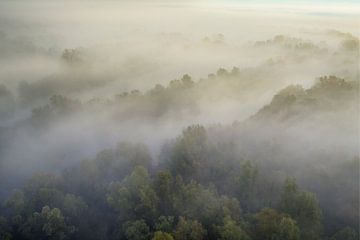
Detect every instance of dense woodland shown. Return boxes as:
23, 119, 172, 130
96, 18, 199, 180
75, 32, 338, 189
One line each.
0, 2, 359, 239
0, 74, 358, 240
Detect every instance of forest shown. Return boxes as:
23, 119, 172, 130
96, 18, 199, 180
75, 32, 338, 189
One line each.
0, 1, 359, 240
1, 73, 359, 240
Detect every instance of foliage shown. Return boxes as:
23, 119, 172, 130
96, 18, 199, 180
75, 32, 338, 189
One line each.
173, 217, 206, 240
0, 123, 357, 239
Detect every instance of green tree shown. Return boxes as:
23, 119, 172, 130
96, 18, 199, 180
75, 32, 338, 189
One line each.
154, 171, 174, 215
279, 178, 322, 240
169, 125, 208, 180
237, 160, 258, 211
20, 206, 74, 240
107, 166, 158, 221
174, 217, 206, 240
41, 207, 75, 240
216, 216, 250, 240
272, 217, 300, 240
123, 220, 150, 240
113, 142, 152, 176
180, 74, 194, 88
253, 208, 300, 240
152, 231, 174, 240
254, 208, 282, 240
62, 194, 88, 218
155, 216, 175, 233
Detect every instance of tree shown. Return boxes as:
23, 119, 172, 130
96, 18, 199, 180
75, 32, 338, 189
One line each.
41, 207, 75, 240
253, 208, 282, 240
114, 142, 152, 172
123, 220, 150, 240
24, 173, 60, 195
279, 178, 322, 240
216, 216, 250, 240
62, 194, 88, 218
20, 206, 74, 240
152, 231, 174, 240
272, 217, 300, 240
30, 188, 65, 213
253, 208, 300, 240
61, 48, 83, 65
6, 190, 25, 215
154, 171, 174, 215
95, 142, 152, 182
169, 125, 208, 180
107, 166, 158, 221
181, 74, 194, 88
49, 95, 81, 115
237, 160, 258, 211
155, 216, 175, 233
217, 68, 229, 76
174, 217, 206, 240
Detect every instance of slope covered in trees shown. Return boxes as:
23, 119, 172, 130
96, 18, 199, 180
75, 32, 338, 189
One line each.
0, 77, 358, 240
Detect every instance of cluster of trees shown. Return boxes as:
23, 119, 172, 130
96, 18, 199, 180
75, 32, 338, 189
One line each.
0, 124, 358, 240
253, 76, 358, 122
327, 30, 360, 52
30, 68, 244, 125
1, 65, 358, 239
1, 30, 357, 119
254, 35, 328, 54
29, 73, 358, 131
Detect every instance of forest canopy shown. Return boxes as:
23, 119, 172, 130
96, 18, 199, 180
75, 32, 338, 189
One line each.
0, 1, 359, 240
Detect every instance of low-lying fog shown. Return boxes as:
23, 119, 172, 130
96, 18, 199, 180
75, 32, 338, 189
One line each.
0, 0, 358, 198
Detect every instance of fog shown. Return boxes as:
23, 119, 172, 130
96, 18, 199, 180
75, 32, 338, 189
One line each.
0, 0, 358, 189
0, 1, 359, 239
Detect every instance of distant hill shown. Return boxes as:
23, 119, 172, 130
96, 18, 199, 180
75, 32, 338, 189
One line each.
251, 75, 358, 122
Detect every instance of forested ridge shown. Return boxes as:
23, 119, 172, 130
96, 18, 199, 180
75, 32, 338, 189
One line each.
0, 75, 358, 240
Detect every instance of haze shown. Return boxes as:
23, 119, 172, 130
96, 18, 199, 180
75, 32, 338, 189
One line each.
0, 1, 358, 240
